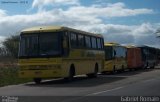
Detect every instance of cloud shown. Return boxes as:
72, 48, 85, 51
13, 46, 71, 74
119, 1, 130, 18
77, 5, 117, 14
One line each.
32, 0, 79, 11
132, 23, 159, 47
133, 23, 155, 36
73, 23, 159, 47
32, 0, 79, 7
31, 1, 153, 17
64, 2, 153, 18
0, 36, 6, 42
0, 9, 7, 17
0, 2, 159, 47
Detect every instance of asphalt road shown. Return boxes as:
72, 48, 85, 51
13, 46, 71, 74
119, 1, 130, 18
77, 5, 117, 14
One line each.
0, 68, 160, 102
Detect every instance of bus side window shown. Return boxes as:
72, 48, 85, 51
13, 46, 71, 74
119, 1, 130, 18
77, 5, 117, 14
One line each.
70, 32, 77, 48
63, 32, 68, 48
91, 37, 97, 49
100, 38, 104, 49
78, 34, 85, 48
97, 38, 101, 49
114, 50, 116, 56
85, 36, 91, 49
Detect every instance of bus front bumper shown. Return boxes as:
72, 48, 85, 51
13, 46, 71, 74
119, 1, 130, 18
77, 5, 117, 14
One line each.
19, 65, 63, 78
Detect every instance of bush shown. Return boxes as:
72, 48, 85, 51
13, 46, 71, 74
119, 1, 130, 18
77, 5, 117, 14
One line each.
0, 64, 31, 87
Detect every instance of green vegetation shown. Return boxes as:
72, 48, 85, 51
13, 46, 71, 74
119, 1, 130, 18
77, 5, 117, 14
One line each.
0, 35, 19, 58
0, 64, 31, 87
0, 35, 30, 87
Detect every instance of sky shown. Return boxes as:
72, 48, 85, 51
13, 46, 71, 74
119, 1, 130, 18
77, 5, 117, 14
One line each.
0, 0, 160, 47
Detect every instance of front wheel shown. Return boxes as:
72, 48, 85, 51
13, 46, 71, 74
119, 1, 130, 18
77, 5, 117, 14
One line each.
33, 78, 42, 84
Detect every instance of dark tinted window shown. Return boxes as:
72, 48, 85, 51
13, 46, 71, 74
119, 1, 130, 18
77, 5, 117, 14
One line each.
19, 32, 61, 58
78, 34, 84, 47
101, 38, 104, 49
85, 36, 91, 48
19, 35, 38, 57
70, 33, 77, 48
114, 46, 126, 58
91, 37, 97, 49
97, 38, 101, 49
105, 46, 113, 60
39, 33, 61, 56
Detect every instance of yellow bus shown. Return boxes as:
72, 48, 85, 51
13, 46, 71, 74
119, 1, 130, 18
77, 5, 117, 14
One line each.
102, 42, 127, 73
18, 26, 105, 84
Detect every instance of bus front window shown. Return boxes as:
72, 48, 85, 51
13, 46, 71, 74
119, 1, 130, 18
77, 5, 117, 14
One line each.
19, 32, 62, 58
19, 35, 38, 57
39, 33, 61, 56
105, 46, 113, 60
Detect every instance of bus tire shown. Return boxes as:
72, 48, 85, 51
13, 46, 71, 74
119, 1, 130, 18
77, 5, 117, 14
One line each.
145, 62, 149, 69
129, 68, 133, 71
121, 65, 125, 72
34, 78, 42, 84
66, 65, 75, 82
87, 63, 98, 78
112, 66, 116, 74
151, 63, 155, 69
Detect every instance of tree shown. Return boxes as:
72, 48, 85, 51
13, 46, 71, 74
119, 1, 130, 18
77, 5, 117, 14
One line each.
2, 35, 20, 58
0, 47, 8, 56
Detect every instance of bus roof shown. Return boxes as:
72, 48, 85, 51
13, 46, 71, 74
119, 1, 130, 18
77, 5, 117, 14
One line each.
125, 45, 137, 48
104, 42, 120, 46
21, 26, 103, 37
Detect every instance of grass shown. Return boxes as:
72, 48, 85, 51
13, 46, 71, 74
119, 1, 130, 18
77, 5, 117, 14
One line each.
0, 63, 32, 87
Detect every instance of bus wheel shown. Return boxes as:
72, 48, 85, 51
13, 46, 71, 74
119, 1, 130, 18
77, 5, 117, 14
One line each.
112, 66, 116, 74
145, 62, 149, 69
34, 78, 42, 84
101, 71, 106, 75
121, 65, 125, 72
129, 68, 133, 71
151, 63, 155, 69
87, 64, 98, 78
66, 66, 75, 82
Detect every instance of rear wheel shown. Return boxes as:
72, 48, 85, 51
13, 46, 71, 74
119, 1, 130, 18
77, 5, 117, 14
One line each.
112, 66, 116, 74
151, 64, 155, 69
129, 68, 133, 71
34, 78, 42, 84
87, 64, 98, 78
145, 62, 149, 69
121, 65, 125, 72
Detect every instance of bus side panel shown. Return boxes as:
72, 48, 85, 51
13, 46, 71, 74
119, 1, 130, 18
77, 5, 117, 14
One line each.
62, 50, 104, 77
136, 48, 143, 68
62, 59, 102, 76
127, 48, 135, 69
104, 60, 114, 72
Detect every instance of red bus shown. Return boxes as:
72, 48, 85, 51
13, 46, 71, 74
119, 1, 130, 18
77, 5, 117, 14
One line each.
126, 46, 143, 70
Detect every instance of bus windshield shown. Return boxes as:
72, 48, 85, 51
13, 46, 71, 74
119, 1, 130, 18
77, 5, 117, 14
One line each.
19, 32, 62, 58
105, 46, 113, 60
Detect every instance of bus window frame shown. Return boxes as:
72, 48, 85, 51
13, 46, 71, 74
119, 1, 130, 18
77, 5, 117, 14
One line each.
69, 31, 104, 51
62, 31, 70, 57
77, 34, 85, 48
84, 35, 92, 49
18, 31, 63, 59
70, 32, 78, 49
